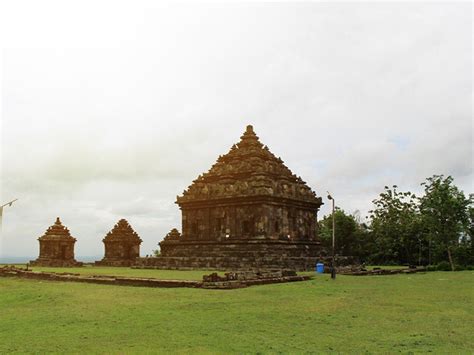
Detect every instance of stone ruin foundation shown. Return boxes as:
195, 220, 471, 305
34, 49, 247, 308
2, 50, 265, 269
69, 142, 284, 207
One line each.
1, 265, 311, 290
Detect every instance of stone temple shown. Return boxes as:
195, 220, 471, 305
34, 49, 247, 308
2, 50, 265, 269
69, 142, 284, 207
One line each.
30, 217, 82, 267
136, 125, 323, 271
96, 219, 142, 266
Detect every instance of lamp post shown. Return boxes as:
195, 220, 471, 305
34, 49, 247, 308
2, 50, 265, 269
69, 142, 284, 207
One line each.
0, 199, 18, 232
327, 192, 336, 279
0, 199, 18, 263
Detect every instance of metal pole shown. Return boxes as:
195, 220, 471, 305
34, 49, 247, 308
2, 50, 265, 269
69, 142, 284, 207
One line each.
0, 199, 18, 209
0, 199, 18, 232
0, 199, 18, 257
327, 192, 336, 280
331, 197, 336, 279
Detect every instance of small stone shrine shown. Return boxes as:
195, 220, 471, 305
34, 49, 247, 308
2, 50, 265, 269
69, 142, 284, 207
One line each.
135, 125, 324, 271
95, 219, 142, 266
30, 217, 82, 267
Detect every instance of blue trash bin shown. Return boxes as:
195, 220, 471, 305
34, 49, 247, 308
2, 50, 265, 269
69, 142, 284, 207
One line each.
316, 263, 324, 274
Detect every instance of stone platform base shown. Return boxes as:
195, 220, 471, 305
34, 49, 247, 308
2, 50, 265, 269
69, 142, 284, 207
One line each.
135, 255, 322, 271
139, 239, 323, 271
29, 258, 83, 267
95, 259, 136, 267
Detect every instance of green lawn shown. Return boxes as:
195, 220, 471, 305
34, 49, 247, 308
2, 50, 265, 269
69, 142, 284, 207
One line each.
10, 264, 219, 281
366, 265, 413, 270
0, 270, 472, 353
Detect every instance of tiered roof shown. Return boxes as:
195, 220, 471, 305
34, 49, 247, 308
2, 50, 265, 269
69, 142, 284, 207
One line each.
163, 228, 181, 242
103, 219, 142, 243
177, 125, 322, 206
39, 217, 76, 241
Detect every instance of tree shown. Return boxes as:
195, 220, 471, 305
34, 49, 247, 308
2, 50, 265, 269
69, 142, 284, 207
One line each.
152, 246, 161, 257
368, 185, 423, 265
318, 208, 370, 259
419, 175, 472, 270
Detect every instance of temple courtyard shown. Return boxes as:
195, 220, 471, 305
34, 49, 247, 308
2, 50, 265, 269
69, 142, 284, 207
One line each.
0, 267, 472, 353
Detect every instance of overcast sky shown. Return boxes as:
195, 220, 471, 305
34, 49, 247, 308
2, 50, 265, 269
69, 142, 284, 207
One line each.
0, 1, 472, 259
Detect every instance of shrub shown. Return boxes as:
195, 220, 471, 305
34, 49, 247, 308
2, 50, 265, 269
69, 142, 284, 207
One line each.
426, 265, 437, 271
436, 261, 451, 271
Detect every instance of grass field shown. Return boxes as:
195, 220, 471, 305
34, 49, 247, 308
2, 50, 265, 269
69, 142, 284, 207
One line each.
10, 264, 221, 281
0, 268, 472, 353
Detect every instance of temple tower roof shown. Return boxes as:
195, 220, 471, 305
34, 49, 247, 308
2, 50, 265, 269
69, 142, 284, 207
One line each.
177, 125, 322, 206
38, 217, 76, 241
163, 228, 181, 242
103, 219, 142, 243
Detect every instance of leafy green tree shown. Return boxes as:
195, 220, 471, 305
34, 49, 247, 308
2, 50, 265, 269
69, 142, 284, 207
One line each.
318, 208, 370, 259
453, 235, 473, 267
368, 185, 423, 265
419, 175, 472, 270
467, 205, 474, 265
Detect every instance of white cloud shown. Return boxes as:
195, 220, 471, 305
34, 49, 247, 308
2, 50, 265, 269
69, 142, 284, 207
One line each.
0, 2, 471, 258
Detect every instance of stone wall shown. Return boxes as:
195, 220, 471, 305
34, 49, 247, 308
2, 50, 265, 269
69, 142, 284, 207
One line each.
181, 202, 318, 242
0, 266, 311, 290
138, 239, 322, 271
29, 258, 83, 267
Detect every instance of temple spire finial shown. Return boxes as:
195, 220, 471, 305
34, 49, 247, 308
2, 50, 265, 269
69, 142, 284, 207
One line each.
238, 124, 262, 149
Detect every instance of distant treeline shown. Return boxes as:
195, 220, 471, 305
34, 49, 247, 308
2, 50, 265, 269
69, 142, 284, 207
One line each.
318, 175, 473, 270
